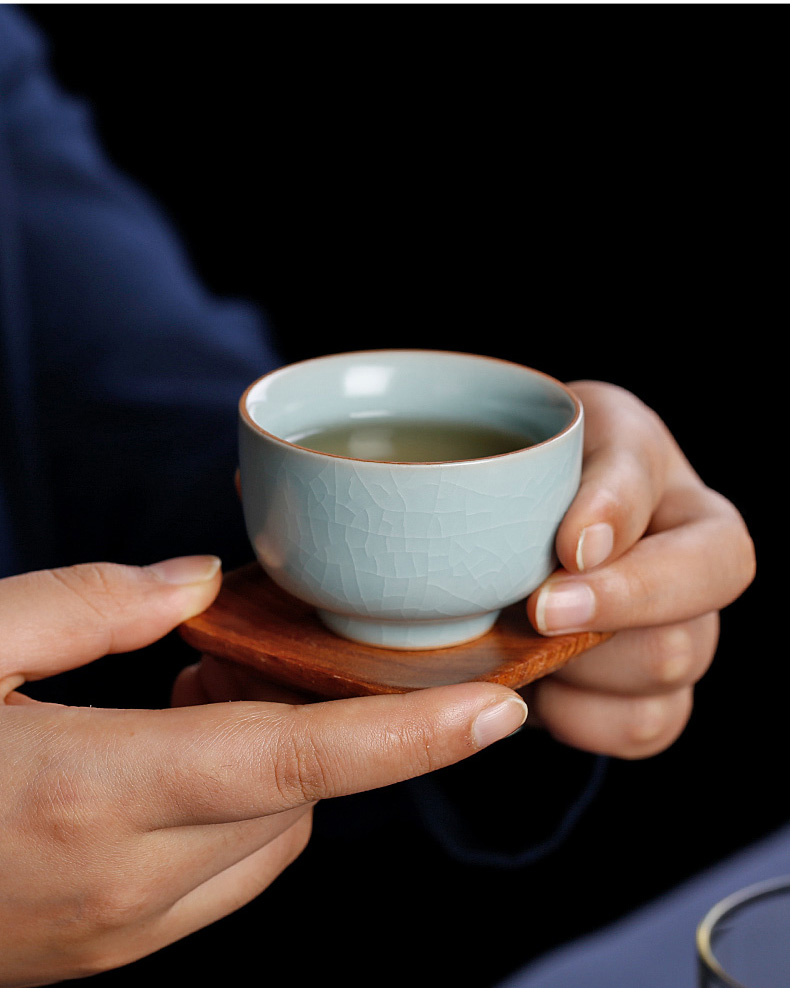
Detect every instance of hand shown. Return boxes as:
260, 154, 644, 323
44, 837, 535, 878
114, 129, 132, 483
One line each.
523, 381, 755, 759
0, 557, 526, 985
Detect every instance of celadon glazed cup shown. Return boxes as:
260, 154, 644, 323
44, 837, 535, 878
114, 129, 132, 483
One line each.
239, 350, 583, 650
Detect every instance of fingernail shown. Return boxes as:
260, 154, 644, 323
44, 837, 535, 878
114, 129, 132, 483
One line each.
473, 696, 528, 749
148, 555, 222, 585
535, 580, 595, 634
576, 523, 614, 572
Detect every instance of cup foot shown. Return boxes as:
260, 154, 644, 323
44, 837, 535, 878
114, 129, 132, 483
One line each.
316, 609, 501, 650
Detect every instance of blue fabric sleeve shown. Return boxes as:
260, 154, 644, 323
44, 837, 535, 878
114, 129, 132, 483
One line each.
1, 6, 280, 570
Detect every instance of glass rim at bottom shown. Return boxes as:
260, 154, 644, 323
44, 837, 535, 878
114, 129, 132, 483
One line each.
696, 874, 790, 988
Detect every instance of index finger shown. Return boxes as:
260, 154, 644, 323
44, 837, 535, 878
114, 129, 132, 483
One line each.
116, 684, 528, 829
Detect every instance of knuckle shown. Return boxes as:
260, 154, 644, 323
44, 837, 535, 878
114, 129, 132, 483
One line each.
170, 759, 230, 822
622, 690, 692, 758
61, 892, 148, 978
77, 877, 149, 935
25, 764, 105, 853
604, 566, 659, 626
47, 563, 135, 654
270, 712, 335, 806
585, 480, 624, 519
18, 860, 147, 979
23, 759, 151, 932
732, 513, 758, 593
266, 708, 441, 807
709, 492, 758, 597
50, 563, 128, 617
383, 720, 440, 777
646, 625, 697, 689
11, 742, 154, 979
57, 863, 159, 973
623, 696, 666, 749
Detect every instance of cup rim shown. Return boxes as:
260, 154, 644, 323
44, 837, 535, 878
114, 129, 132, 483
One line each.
239, 348, 583, 466
696, 875, 790, 987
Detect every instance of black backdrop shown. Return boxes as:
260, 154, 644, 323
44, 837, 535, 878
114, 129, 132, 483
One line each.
18, 7, 780, 987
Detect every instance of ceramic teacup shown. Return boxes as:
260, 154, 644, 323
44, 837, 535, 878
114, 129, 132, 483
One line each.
239, 350, 583, 650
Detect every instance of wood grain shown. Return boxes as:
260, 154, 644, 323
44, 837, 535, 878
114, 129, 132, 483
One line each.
178, 563, 611, 700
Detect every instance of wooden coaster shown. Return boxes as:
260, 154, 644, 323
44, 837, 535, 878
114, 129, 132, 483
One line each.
178, 562, 611, 700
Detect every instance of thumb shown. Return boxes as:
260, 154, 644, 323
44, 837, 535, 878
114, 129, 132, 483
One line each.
0, 556, 221, 690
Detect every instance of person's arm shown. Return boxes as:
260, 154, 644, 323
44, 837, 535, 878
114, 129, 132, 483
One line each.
1, 7, 276, 573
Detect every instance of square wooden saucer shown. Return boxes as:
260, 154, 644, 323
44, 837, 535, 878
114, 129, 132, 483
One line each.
177, 563, 611, 700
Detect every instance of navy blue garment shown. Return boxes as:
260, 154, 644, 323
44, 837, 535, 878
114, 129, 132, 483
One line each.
0, 4, 279, 582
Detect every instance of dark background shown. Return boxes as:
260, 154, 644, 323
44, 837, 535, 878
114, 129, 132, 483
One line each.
19, 7, 780, 987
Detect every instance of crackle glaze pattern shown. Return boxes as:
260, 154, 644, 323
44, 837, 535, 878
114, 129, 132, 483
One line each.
239, 351, 583, 649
